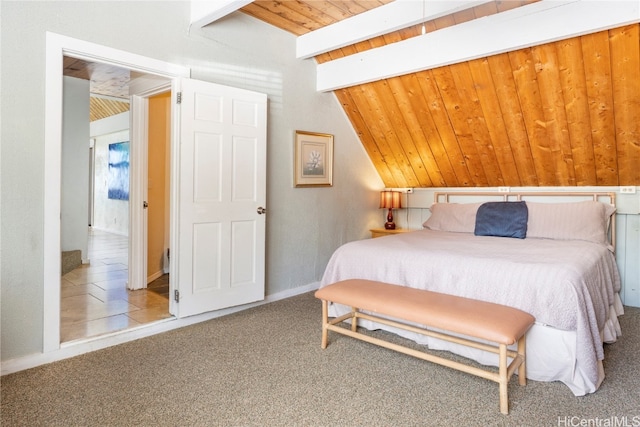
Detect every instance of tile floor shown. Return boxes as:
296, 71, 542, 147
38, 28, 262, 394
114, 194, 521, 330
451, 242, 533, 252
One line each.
61, 229, 171, 343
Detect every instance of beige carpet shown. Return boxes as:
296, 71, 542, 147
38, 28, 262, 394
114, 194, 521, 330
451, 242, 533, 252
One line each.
2, 292, 639, 427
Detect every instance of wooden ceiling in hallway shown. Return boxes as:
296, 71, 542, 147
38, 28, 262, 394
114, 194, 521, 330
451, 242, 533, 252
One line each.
240, 1, 640, 188
63, 57, 131, 122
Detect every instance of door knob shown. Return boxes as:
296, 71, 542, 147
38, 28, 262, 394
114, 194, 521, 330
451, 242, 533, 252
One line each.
257, 207, 266, 215
143, 201, 149, 209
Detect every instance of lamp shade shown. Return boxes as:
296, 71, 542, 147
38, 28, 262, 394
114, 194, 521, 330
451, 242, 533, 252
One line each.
379, 190, 402, 209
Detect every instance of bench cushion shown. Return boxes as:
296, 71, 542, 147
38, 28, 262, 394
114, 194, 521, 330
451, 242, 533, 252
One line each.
315, 279, 534, 345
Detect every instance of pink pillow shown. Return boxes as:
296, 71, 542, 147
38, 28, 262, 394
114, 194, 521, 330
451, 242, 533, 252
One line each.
423, 203, 482, 234
525, 201, 616, 247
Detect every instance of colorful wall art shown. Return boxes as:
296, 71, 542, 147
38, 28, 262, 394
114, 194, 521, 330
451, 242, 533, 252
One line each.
108, 141, 130, 201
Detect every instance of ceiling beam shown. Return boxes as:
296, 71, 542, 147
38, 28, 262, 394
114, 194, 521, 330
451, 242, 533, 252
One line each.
190, 0, 253, 29
296, 0, 492, 60
316, 0, 640, 92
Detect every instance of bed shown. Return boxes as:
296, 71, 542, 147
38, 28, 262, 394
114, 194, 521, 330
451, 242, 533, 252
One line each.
319, 192, 623, 396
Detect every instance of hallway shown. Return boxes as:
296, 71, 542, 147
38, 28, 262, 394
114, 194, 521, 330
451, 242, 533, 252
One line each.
60, 229, 171, 343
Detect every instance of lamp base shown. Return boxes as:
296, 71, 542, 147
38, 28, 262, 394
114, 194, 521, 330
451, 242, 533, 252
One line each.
385, 207, 396, 229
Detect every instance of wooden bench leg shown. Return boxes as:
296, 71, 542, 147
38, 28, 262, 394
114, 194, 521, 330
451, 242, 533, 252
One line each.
321, 300, 329, 349
351, 306, 358, 332
499, 343, 509, 415
518, 335, 527, 386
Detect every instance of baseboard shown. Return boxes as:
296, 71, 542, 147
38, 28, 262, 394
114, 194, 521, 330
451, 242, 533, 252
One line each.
0, 281, 321, 376
265, 282, 320, 302
147, 270, 165, 284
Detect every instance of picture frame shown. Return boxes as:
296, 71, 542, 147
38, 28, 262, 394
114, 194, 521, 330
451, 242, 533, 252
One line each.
294, 130, 334, 187
108, 141, 130, 200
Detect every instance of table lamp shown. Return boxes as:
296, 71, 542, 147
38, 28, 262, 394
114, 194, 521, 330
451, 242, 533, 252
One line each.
379, 190, 402, 230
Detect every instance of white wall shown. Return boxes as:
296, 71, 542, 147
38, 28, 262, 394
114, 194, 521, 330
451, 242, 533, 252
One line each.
0, 2, 382, 361
61, 76, 90, 261
91, 111, 129, 139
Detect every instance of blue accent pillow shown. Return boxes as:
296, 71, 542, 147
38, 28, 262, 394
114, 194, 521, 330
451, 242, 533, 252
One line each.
474, 201, 528, 239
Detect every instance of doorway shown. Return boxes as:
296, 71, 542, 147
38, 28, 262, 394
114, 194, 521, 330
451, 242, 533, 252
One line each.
45, 32, 267, 355
146, 92, 172, 290
45, 32, 190, 351
59, 62, 173, 343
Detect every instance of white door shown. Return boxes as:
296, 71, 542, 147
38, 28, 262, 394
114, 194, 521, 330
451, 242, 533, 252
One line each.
176, 78, 267, 317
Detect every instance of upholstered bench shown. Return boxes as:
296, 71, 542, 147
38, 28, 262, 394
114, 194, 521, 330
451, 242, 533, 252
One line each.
314, 279, 535, 414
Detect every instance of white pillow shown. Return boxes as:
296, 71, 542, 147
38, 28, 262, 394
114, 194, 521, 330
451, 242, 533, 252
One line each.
422, 203, 482, 233
525, 201, 616, 247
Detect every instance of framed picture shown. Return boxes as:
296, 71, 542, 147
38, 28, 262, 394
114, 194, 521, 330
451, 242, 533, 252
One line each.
108, 141, 130, 200
294, 130, 334, 187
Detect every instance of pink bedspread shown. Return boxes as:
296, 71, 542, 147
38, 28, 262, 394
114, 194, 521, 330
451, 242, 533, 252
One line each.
320, 229, 621, 388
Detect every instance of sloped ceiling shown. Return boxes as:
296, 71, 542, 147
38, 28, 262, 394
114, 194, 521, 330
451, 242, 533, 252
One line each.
240, 0, 640, 188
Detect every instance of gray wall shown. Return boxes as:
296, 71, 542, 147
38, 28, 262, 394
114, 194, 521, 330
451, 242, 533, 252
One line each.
0, 2, 382, 361
61, 76, 90, 260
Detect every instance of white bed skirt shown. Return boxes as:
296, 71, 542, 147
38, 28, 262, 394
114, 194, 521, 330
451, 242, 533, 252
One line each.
327, 294, 624, 397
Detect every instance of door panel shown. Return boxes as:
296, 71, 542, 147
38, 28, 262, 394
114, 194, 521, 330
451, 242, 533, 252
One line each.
231, 220, 256, 285
193, 222, 221, 291
177, 78, 267, 317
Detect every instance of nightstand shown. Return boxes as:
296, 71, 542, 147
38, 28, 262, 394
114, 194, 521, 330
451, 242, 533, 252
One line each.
370, 228, 414, 238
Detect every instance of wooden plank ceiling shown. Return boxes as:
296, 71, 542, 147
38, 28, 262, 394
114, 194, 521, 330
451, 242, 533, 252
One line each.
241, 0, 640, 188
63, 57, 131, 122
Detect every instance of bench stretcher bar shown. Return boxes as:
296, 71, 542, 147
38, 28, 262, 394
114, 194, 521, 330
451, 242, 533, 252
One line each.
320, 301, 526, 414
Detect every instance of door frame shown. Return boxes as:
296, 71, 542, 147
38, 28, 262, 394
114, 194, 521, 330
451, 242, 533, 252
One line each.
43, 32, 189, 352
129, 79, 172, 292
88, 141, 95, 227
